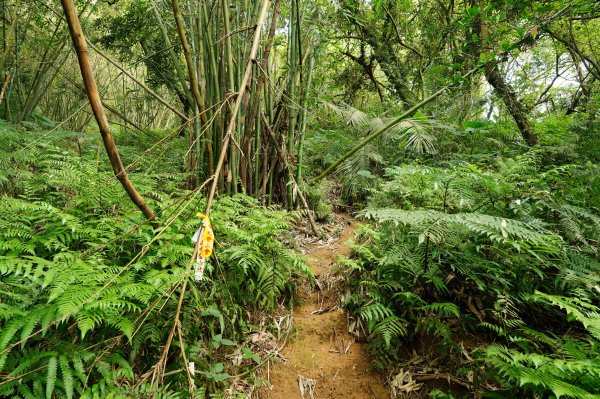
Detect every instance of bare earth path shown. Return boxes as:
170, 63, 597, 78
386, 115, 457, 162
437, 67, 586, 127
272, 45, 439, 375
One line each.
262, 220, 389, 399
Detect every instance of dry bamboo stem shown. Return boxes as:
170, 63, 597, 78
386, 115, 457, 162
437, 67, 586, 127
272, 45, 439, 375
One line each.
61, 0, 156, 222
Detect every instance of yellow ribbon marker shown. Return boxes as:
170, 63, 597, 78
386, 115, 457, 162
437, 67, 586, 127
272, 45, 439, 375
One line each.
192, 213, 215, 280
200, 220, 214, 258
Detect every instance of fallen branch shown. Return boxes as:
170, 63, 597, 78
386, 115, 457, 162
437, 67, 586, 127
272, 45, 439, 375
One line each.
413, 373, 471, 389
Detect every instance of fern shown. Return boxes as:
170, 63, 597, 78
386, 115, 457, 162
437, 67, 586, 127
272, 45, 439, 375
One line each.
418, 302, 460, 318
528, 292, 600, 340
362, 208, 561, 253
0, 135, 307, 398
45, 356, 57, 399
372, 316, 407, 347
338, 148, 600, 398
483, 344, 600, 399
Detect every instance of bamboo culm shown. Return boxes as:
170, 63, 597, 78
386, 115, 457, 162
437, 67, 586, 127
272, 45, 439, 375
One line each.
61, 0, 156, 222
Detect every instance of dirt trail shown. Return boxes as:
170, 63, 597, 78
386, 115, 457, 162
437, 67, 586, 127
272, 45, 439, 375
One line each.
262, 220, 389, 399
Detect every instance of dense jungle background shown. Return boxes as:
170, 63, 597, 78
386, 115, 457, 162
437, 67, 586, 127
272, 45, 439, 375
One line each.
1, 0, 599, 397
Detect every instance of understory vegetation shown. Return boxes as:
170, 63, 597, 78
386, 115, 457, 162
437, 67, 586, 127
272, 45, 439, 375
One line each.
0, 122, 308, 398
328, 116, 600, 397
2, 0, 600, 398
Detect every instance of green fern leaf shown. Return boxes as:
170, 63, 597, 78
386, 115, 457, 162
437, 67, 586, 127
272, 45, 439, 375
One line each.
372, 316, 407, 347
46, 356, 57, 399
59, 355, 74, 399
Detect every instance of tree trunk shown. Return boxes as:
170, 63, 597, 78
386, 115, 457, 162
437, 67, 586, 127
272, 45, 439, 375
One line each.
475, 12, 538, 147
484, 62, 538, 147
338, 0, 416, 107
370, 44, 416, 107
61, 0, 156, 222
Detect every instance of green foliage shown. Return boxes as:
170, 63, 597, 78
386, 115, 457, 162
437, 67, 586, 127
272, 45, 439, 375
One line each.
482, 292, 600, 398
0, 123, 308, 397
339, 130, 600, 396
5, 0, 600, 396
211, 195, 310, 309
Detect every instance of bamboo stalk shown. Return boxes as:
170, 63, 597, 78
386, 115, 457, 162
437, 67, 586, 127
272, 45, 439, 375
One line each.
171, 0, 207, 120
20, 20, 67, 122
61, 0, 156, 223
201, 1, 219, 176
296, 47, 316, 182
221, 0, 238, 194
0, 73, 12, 107
247, 0, 282, 196
171, 0, 214, 175
156, 3, 272, 389
285, 0, 298, 208
149, 0, 192, 101
205, 0, 271, 214
262, 113, 318, 235
0, 3, 17, 72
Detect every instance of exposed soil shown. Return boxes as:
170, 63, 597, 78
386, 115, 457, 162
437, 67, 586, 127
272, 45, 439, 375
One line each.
261, 219, 389, 399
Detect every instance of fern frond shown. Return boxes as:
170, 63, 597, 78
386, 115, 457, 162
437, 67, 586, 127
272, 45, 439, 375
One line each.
372, 316, 407, 347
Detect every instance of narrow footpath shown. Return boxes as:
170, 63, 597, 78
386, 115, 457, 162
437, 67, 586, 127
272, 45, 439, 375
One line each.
262, 220, 389, 399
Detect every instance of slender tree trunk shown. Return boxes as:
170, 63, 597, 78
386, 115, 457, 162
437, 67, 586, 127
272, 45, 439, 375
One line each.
61, 0, 156, 222
285, 0, 299, 209
296, 48, 316, 182
484, 62, 538, 146
221, 0, 237, 194
477, 15, 538, 146
0, 74, 12, 107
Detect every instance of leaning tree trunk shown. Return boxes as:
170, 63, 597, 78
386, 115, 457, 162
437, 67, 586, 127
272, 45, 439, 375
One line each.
484, 62, 538, 146
61, 0, 156, 222
475, 10, 538, 147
